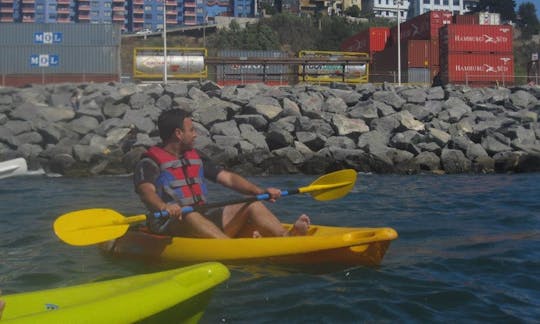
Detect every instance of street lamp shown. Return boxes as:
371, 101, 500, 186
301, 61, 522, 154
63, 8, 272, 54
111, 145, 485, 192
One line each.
162, 0, 168, 84
395, 0, 403, 86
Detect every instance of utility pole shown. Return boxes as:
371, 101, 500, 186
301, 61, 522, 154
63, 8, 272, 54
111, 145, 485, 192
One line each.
162, 0, 168, 84
396, 0, 403, 86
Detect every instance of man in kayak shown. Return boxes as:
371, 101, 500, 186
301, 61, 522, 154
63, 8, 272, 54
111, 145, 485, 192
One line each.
134, 108, 310, 238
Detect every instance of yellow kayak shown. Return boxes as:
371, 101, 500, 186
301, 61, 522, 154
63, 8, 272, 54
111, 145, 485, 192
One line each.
100, 225, 398, 266
1, 262, 229, 323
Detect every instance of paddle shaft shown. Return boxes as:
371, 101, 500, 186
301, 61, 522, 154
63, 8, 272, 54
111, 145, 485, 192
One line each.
157, 180, 353, 217
157, 189, 301, 217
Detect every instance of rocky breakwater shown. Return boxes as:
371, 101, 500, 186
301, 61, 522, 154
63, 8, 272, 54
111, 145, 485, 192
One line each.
1, 81, 540, 176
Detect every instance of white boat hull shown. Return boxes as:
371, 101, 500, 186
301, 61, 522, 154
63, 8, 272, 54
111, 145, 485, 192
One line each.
0, 158, 28, 179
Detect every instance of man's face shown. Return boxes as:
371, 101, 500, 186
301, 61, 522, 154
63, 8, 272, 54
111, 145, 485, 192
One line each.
179, 117, 197, 150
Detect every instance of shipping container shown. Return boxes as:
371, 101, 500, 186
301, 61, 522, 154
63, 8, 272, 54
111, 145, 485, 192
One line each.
407, 40, 431, 68
216, 50, 289, 86
440, 53, 514, 85
454, 12, 501, 25
133, 47, 207, 80
370, 45, 404, 83
440, 24, 513, 53
298, 50, 369, 84
0, 23, 121, 46
0, 23, 121, 87
407, 68, 431, 83
389, 10, 452, 45
430, 38, 440, 66
1, 45, 119, 74
340, 27, 390, 58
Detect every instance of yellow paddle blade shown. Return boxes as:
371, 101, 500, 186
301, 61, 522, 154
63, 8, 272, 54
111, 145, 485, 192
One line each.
299, 169, 357, 201
53, 208, 146, 246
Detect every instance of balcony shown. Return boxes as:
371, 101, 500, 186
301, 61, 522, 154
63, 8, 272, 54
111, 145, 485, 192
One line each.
184, 3, 196, 8
22, 7, 35, 13
133, 8, 143, 13
0, 16, 14, 22
113, 0, 124, 2
112, 6, 124, 11
166, 18, 176, 23
22, 0, 34, 3
166, 0, 176, 5
112, 15, 124, 21
57, 17, 71, 22
0, 7, 13, 13
133, 17, 143, 23
57, 8, 70, 13
57, 0, 70, 4
78, 14, 90, 20
22, 16, 35, 22
133, 0, 143, 4
79, 5, 90, 10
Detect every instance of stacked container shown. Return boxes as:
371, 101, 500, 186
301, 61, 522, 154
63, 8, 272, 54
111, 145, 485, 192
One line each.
453, 12, 501, 25
371, 10, 452, 83
340, 27, 390, 61
439, 24, 514, 86
0, 23, 121, 87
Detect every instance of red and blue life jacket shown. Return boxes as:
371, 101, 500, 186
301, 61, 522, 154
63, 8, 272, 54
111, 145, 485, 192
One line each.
144, 146, 207, 206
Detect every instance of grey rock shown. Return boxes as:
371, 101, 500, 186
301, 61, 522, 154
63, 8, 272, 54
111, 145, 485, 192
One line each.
428, 128, 451, 147
441, 148, 471, 173
509, 90, 537, 109
210, 120, 241, 137
332, 114, 369, 136
348, 100, 379, 121
414, 151, 441, 172
372, 90, 406, 109
326, 136, 356, 149
282, 98, 302, 117
296, 131, 326, 151
297, 92, 324, 119
400, 88, 427, 104
103, 102, 129, 119
245, 96, 283, 120
427, 87, 445, 100
323, 96, 347, 113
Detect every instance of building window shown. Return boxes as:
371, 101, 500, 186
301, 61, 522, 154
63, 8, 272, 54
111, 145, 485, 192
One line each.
443, 0, 448, 4
434, 0, 439, 4
423, 0, 429, 4
453, 0, 459, 5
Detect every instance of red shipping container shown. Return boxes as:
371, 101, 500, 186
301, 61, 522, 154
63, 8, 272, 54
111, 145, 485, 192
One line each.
430, 38, 440, 66
454, 14, 478, 25
441, 53, 514, 84
390, 10, 452, 45
407, 40, 431, 68
340, 27, 390, 56
440, 24, 513, 53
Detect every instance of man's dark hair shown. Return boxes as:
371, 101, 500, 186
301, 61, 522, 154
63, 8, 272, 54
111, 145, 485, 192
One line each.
157, 109, 191, 141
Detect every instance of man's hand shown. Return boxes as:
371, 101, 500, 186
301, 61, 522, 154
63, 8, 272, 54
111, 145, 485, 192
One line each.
265, 187, 282, 203
162, 203, 183, 220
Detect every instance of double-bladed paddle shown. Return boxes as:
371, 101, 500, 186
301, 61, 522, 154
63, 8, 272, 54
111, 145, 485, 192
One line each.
53, 169, 357, 246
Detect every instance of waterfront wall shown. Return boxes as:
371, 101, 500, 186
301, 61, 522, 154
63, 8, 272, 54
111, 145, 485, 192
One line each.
1, 81, 539, 176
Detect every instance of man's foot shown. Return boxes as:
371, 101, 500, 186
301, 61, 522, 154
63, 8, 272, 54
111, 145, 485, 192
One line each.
252, 230, 262, 238
287, 214, 310, 236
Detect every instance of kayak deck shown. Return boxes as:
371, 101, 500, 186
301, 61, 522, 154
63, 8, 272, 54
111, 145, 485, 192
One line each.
2, 262, 229, 323
100, 224, 398, 267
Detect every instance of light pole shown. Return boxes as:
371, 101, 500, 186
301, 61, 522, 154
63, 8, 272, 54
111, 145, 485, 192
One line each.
162, 0, 168, 84
396, 0, 403, 86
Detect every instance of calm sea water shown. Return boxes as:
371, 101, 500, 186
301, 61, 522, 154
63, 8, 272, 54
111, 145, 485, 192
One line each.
1, 172, 539, 323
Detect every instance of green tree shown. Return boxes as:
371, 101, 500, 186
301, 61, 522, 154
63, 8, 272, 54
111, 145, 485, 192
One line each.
344, 5, 361, 17
473, 0, 516, 22
517, 2, 540, 40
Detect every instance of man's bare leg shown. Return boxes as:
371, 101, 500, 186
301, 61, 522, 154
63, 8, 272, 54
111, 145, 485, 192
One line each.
170, 212, 229, 238
222, 202, 310, 237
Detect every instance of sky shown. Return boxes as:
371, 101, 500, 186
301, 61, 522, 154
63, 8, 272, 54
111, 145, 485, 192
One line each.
514, 0, 540, 19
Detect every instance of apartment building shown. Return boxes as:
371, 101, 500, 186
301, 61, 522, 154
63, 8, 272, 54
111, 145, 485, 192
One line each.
407, 0, 478, 17
362, 0, 410, 20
